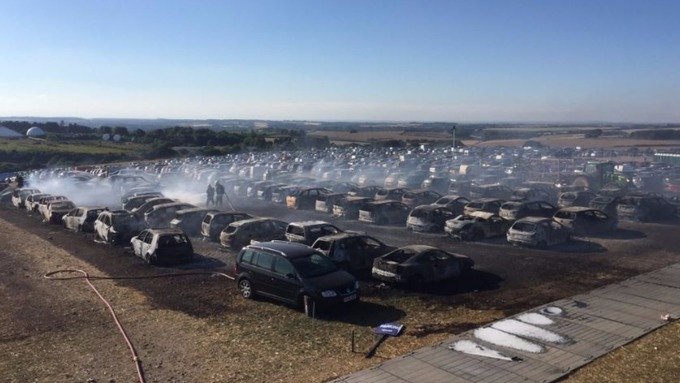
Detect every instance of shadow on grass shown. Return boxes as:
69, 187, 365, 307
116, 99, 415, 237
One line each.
554, 239, 608, 253
595, 228, 647, 240
175, 253, 227, 269
321, 300, 407, 326
360, 269, 504, 298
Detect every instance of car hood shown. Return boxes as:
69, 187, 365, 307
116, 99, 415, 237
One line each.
307, 270, 356, 291
447, 219, 472, 229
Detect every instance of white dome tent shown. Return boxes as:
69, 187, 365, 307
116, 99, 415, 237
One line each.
26, 126, 46, 138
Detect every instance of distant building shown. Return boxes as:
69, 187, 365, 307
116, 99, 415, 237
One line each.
26, 126, 46, 138
0, 126, 23, 139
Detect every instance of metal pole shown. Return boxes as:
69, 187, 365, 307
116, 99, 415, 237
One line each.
452, 124, 457, 151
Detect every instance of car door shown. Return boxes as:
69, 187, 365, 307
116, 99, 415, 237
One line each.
250, 250, 277, 296
270, 255, 302, 303
141, 231, 155, 257
131, 230, 148, 256
64, 209, 78, 229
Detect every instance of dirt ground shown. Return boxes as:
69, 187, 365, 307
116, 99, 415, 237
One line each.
2, 198, 680, 383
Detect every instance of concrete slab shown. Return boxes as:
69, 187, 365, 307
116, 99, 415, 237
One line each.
332, 263, 680, 383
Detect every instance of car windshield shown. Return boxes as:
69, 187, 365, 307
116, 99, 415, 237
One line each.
291, 253, 338, 278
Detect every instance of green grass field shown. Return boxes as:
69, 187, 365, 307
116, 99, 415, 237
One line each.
0, 138, 147, 155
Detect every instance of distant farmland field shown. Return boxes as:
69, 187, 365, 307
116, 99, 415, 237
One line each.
308, 129, 680, 149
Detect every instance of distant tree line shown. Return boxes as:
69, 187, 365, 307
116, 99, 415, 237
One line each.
628, 129, 680, 140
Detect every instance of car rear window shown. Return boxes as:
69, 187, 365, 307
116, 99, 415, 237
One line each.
512, 222, 536, 232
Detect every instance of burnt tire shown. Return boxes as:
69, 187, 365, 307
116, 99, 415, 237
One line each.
238, 278, 254, 299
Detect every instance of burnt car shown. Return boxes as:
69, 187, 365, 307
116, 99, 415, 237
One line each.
131, 197, 175, 216
557, 190, 598, 208
123, 193, 165, 212
37, 195, 69, 217
11, 187, 41, 208
94, 210, 145, 246
285, 220, 343, 246
271, 185, 303, 204
200, 211, 253, 241
506, 217, 571, 248
25, 193, 50, 212
130, 228, 194, 265
62, 206, 106, 232
431, 194, 470, 216
406, 205, 456, 233
469, 184, 513, 200
144, 202, 197, 229
463, 198, 504, 215
589, 195, 620, 217
315, 192, 346, 214
372, 245, 473, 285
234, 241, 359, 316
445, 211, 511, 241
553, 207, 617, 236
332, 196, 372, 220
169, 207, 217, 237
347, 185, 382, 198
312, 233, 395, 272
498, 200, 557, 222
219, 217, 288, 249
616, 193, 677, 222
401, 189, 442, 208
374, 187, 410, 202
287, 187, 330, 210
257, 182, 287, 201
358, 200, 411, 225
510, 187, 555, 203
43, 199, 77, 224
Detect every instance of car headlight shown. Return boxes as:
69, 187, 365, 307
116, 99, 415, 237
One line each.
321, 290, 337, 298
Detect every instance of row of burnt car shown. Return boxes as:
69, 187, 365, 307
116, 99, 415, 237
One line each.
226, 176, 677, 248
5, 185, 476, 297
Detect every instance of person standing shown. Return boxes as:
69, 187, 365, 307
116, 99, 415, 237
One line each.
215, 181, 225, 207
206, 183, 215, 206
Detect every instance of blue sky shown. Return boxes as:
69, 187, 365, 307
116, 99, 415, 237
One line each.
1, 0, 679, 122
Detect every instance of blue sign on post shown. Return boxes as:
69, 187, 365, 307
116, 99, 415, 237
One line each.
367, 323, 405, 358
374, 322, 405, 337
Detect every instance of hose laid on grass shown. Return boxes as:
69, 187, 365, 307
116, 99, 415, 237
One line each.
44, 269, 235, 383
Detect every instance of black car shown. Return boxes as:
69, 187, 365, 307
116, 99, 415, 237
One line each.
234, 241, 359, 317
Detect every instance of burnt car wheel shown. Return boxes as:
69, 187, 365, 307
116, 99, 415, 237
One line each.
238, 278, 254, 299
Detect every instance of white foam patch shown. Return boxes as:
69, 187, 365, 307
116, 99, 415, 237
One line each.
448, 340, 514, 361
517, 313, 554, 326
492, 319, 567, 344
474, 327, 544, 353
